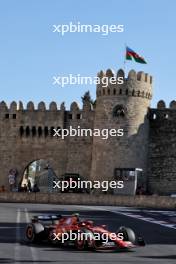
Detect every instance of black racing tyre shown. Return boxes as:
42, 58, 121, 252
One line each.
75, 232, 86, 250
93, 239, 104, 250
75, 238, 86, 250
26, 224, 38, 243
117, 226, 136, 244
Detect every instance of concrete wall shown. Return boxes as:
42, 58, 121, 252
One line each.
0, 192, 175, 209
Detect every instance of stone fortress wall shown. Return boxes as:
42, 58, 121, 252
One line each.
0, 68, 175, 195
148, 100, 176, 194
91, 69, 152, 189
0, 99, 94, 188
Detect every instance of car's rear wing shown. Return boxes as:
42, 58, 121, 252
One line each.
32, 214, 62, 222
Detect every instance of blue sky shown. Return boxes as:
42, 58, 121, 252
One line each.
0, 0, 175, 109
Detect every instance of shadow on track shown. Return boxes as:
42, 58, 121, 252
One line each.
139, 255, 176, 260
0, 259, 58, 263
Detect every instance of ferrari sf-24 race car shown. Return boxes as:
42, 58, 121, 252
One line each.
26, 213, 145, 251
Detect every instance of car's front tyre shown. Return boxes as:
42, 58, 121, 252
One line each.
117, 226, 136, 244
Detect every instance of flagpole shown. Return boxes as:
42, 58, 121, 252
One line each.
124, 43, 127, 74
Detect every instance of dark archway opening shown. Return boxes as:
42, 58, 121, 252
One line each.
20, 159, 57, 193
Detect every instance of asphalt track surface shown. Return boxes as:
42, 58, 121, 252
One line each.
0, 203, 176, 264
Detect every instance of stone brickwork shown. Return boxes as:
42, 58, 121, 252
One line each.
1, 68, 175, 195
0, 192, 175, 209
148, 100, 176, 194
91, 69, 152, 189
0, 99, 94, 187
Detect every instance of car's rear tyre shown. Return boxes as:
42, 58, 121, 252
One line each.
117, 227, 136, 244
26, 224, 38, 243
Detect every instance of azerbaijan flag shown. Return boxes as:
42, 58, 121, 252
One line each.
126, 47, 147, 64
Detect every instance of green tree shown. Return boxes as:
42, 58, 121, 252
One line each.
81, 91, 96, 108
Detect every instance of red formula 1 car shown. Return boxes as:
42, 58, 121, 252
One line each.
26, 213, 145, 251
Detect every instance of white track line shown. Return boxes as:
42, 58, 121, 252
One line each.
77, 205, 176, 230
14, 209, 21, 264
107, 210, 176, 230
25, 208, 38, 263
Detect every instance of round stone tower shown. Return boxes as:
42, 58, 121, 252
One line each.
90, 68, 153, 189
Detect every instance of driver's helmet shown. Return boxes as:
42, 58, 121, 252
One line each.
71, 213, 80, 222
85, 220, 93, 227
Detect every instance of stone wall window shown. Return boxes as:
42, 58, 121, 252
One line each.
38, 127, 42, 137
26, 126, 30, 137
44, 127, 49, 137
68, 114, 72, 119
113, 105, 126, 117
32, 126, 36, 137
153, 113, 157, 120
5, 114, 9, 119
164, 114, 169, 119
19, 126, 24, 136
77, 114, 82, 119
12, 114, 16, 119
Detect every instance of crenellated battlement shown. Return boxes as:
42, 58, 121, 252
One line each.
156, 100, 176, 109
96, 69, 152, 100
0, 99, 94, 140
0, 100, 92, 113
97, 69, 152, 84
0, 101, 62, 112
0, 99, 94, 131
149, 100, 176, 121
